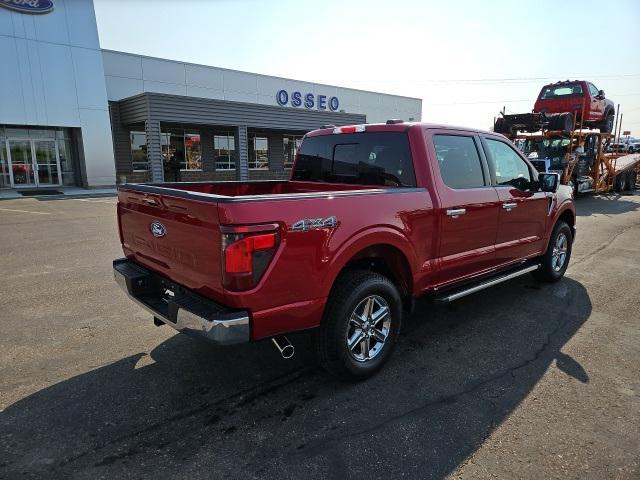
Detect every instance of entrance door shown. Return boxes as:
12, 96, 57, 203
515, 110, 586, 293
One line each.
5, 139, 62, 188
7, 140, 36, 186
0, 141, 11, 188
33, 140, 60, 185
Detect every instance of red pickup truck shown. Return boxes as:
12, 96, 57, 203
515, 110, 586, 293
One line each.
495, 80, 616, 135
114, 122, 576, 380
534, 80, 616, 133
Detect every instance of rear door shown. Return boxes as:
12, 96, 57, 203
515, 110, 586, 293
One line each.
480, 136, 548, 265
427, 131, 501, 286
117, 188, 225, 300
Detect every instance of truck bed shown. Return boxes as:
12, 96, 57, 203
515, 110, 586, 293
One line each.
124, 180, 381, 202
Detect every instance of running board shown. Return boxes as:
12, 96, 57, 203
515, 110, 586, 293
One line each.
434, 264, 540, 304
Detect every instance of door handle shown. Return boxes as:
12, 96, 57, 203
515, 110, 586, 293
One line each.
446, 208, 466, 217
502, 202, 517, 210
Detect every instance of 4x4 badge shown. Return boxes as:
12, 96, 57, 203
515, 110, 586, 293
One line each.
291, 216, 337, 232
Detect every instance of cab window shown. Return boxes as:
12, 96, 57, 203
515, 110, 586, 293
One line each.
484, 138, 533, 190
293, 132, 416, 187
433, 134, 486, 189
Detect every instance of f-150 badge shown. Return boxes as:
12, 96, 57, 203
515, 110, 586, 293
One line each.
291, 216, 337, 232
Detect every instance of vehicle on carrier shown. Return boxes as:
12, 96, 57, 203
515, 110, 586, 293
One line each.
495, 80, 616, 135
517, 130, 639, 194
608, 142, 628, 153
114, 121, 576, 380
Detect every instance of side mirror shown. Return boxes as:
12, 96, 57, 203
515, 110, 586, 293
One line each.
598, 89, 605, 99
539, 172, 559, 193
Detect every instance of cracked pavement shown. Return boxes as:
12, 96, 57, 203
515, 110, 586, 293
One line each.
1, 192, 639, 479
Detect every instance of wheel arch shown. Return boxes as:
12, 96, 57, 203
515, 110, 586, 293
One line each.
558, 208, 575, 232
322, 229, 417, 308
542, 204, 575, 253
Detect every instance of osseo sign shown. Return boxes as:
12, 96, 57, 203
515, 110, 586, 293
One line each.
276, 90, 340, 111
0, 0, 54, 14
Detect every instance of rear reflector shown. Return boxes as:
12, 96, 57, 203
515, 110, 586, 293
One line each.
333, 125, 366, 134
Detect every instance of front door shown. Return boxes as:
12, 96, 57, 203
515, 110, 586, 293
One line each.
33, 140, 60, 185
429, 132, 501, 286
587, 83, 603, 122
5, 139, 62, 188
481, 136, 548, 265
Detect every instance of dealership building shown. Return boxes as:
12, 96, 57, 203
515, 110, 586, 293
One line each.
0, 0, 422, 190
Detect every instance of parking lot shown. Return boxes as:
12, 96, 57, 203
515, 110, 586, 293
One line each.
0, 193, 639, 479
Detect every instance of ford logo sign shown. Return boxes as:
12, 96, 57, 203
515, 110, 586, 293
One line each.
0, 0, 55, 14
150, 222, 166, 238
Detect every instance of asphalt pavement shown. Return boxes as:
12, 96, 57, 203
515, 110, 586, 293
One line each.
0, 192, 638, 479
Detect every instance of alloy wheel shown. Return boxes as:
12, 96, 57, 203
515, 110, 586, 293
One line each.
551, 233, 568, 272
345, 295, 391, 362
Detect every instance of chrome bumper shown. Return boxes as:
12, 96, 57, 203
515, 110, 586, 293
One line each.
113, 258, 250, 345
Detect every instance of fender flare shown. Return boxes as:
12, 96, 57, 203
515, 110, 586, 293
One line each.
320, 227, 418, 298
544, 202, 575, 250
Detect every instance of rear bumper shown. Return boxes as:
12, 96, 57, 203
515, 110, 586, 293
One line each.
113, 258, 250, 345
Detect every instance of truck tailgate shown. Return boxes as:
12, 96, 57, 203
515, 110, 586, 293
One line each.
117, 189, 224, 301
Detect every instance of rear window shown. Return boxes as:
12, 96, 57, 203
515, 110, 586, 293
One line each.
539, 83, 583, 99
292, 132, 416, 187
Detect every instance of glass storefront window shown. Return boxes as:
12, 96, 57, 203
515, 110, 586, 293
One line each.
0, 126, 76, 188
184, 132, 201, 170
0, 139, 10, 189
57, 140, 76, 186
160, 128, 202, 177
249, 135, 269, 170
130, 131, 148, 171
214, 134, 236, 170
283, 134, 303, 169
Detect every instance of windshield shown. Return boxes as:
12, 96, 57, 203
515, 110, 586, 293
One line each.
523, 138, 571, 157
539, 83, 584, 99
292, 132, 416, 187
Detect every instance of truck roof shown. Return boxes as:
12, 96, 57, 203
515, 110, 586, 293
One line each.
307, 122, 497, 137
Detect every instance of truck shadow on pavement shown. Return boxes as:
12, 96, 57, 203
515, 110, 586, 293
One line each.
1, 277, 591, 479
575, 192, 640, 217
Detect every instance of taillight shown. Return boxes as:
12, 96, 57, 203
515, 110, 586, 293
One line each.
221, 225, 279, 291
333, 125, 365, 134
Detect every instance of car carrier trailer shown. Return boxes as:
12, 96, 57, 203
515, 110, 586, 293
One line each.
508, 129, 639, 194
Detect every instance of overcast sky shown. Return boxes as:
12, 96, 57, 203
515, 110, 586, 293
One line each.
94, 0, 640, 134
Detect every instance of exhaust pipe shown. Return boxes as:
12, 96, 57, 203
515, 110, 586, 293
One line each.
271, 336, 295, 359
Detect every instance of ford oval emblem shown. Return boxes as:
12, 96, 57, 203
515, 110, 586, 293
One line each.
0, 0, 55, 14
150, 222, 166, 238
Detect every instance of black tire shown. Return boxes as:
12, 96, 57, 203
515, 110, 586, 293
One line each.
494, 117, 509, 135
548, 113, 572, 132
600, 110, 615, 134
558, 112, 574, 132
313, 270, 402, 381
532, 221, 573, 283
614, 173, 627, 193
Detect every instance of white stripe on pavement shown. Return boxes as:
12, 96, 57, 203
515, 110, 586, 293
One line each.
0, 207, 51, 215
